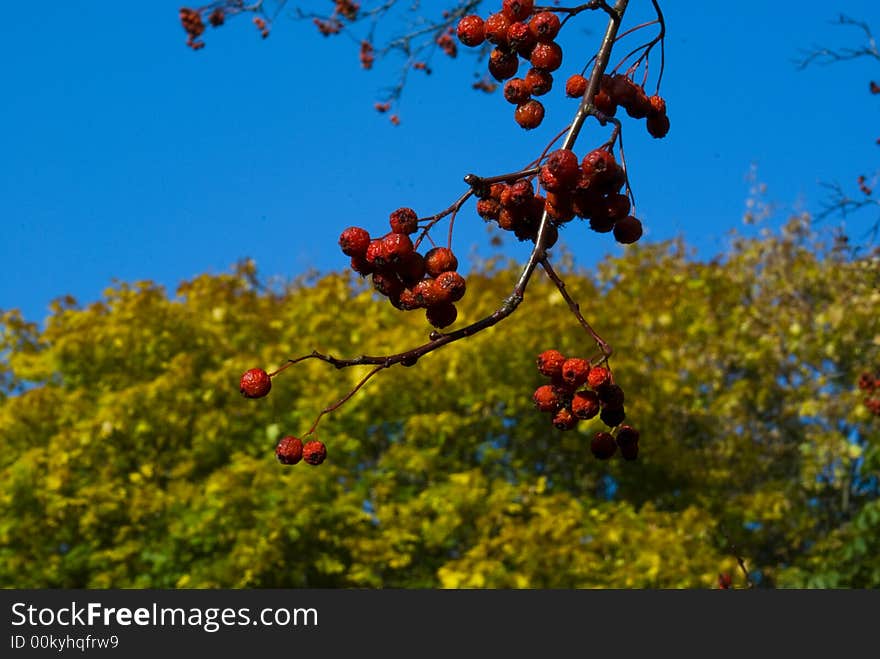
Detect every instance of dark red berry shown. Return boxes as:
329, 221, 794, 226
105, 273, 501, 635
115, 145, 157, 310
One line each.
372, 271, 404, 299
477, 198, 501, 220
389, 207, 419, 234
571, 390, 600, 420
500, 179, 534, 208
597, 383, 625, 409
489, 48, 519, 81
565, 74, 587, 98
587, 366, 611, 389
396, 251, 427, 286
485, 13, 513, 46
507, 22, 536, 56
600, 405, 626, 428
397, 288, 422, 311
275, 436, 304, 465
620, 441, 639, 461
350, 255, 374, 276
426, 302, 458, 329
456, 15, 485, 47
646, 113, 670, 139
413, 279, 442, 307
537, 349, 566, 378
502, 0, 534, 22
552, 407, 578, 430
240, 368, 271, 398
533, 384, 563, 413
339, 226, 371, 257
529, 41, 563, 72
524, 68, 553, 96
503, 78, 531, 105
648, 94, 667, 117
581, 149, 617, 182
424, 247, 458, 277
605, 193, 631, 221
591, 431, 617, 460
529, 11, 561, 42
365, 239, 390, 268
302, 440, 327, 466
616, 425, 640, 447
434, 271, 467, 303
382, 232, 414, 262
613, 216, 643, 244
594, 88, 617, 116
514, 99, 544, 129
541, 149, 580, 190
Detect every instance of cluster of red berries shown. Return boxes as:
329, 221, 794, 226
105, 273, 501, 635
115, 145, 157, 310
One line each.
566, 72, 670, 139
456, 1, 566, 130
532, 349, 639, 460
360, 40, 375, 69
858, 370, 880, 416
476, 147, 643, 245
275, 435, 328, 466
339, 210, 467, 329
437, 29, 458, 58
253, 16, 270, 39
179, 7, 207, 50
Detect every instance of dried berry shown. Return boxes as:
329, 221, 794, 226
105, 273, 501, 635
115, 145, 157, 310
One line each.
533, 384, 563, 413
591, 431, 617, 460
571, 390, 600, 420
424, 247, 458, 277
389, 207, 419, 234
456, 15, 486, 47
553, 407, 578, 430
426, 302, 458, 328
514, 99, 545, 129
561, 357, 591, 387
302, 440, 327, 466
587, 366, 611, 389
537, 349, 566, 378
339, 227, 371, 257
240, 368, 272, 399
565, 74, 588, 98
275, 436, 304, 465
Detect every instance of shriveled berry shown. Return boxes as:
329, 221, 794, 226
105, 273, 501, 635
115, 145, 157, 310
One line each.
275, 436, 304, 465
589, 215, 616, 234
477, 197, 501, 220
489, 48, 519, 81
620, 441, 639, 461
485, 13, 513, 46
339, 226, 371, 257
350, 255, 374, 276
507, 21, 536, 56
581, 149, 617, 181
587, 366, 611, 389
542, 149, 580, 190
613, 216, 643, 244
530, 41, 563, 72
502, 0, 534, 22
565, 74, 587, 98
646, 113, 670, 139
591, 431, 617, 460
413, 279, 442, 307
605, 193, 631, 221
514, 99, 544, 129
609, 74, 639, 106
529, 11, 561, 42
456, 15, 485, 47
536, 349, 566, 378
593, 88, 617, 116
426, 302, 458, 328
302, 440, 327, 466
600, 405, 626, 428
396, 251, 426, 286
397, 288, 422, 311
372, 271, 404, 299
616, 425, 640, 447
624, 86, 651, 119
500, 179, 534, 208
524, 68, 553, 96
571, 390, 600, 420
533, 384, 563, 413
434, 271, 467, 303
240, 367, 272, 398
382, 232, 414, 262
648, 94, 667, 117
561, 357, 591, 387
552, 407, 578, 430
503, 78, 531, 105
389, 207, 419, 234
597, 383, 625, 409
365, 239, 390, 268
424, 247, 458, 277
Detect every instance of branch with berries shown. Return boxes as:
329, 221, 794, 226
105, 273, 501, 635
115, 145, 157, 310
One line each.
236, 0, 670, 468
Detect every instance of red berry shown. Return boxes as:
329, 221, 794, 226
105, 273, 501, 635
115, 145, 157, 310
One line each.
616, 425, 640, 447
396, 251, 426, 286
524, 68, 553, 96
541, 149, 580, 191
382, 232, 414, 262
561, 357, 591, 387
536, 349, 566, 378
605, 193, 631, 221
597, 383, 625, 409
302, 440, 327, 466
396, 288, 422, 311
600, 405, 626, 428
565, 74, 588, 98
372, 271, 404, 299
613, 216, 643, 244
529, 11, 561, 42
365, 239, 390, 268
502, 0, 534, 22
571, 390, 600, 420
350, 255, 374, 276
648, 94, 667, 117
587, 366, 611, 389
339, 226, 371, 257
426, 302, 458, 328
533, 384, 563, 413
594, 88, 617, 116
589, 215, 616, 234
552, 407, 578, 430
581, 149, 617, 182
620, 440, 639, 461
240, 368, 271, 398
507, 21, 536, 57
275, 436, 304, 465
485, 13, 512, 46
646, 113, 670, 139
503, 78, 531, 105
591, 431, 617, 460
456, 15, 485, 47
412, 279, 442, 307
424, 247, 458, 277
529, 42, 563, 72
477, 198, 501, 220
389, 207, 418, 234
489, 48, 519, 81
434, 271, 467, 303
514, 99, 544, 130
500, 179, 534, 208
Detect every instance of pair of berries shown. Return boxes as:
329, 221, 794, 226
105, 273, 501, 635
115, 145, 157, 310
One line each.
275, 436, 327, 466
532, 349, 638, 460
339, 208, 465, 329
565, 73, 670, 139
456, 4, 564, 130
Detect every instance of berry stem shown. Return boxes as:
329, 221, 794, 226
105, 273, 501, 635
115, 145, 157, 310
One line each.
718, 524, 756, 589
304, 364, 384, 437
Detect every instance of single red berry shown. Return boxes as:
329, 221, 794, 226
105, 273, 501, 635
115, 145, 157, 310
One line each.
503, 78, 531, 105
456, 15, 486, 47
350, 255, 374, 277
434, 271, 467, 303
609, 74, 639, 106
624, 86, 651, 119
561, 357, 591, 387
648, 94, 667, 117
616, 425, 640, 447
587, 366, 611, 389
507, 21, 537, 57
529, 11, 561, 42
240, 367, 272, 398
537, 349, 566, 378
571, 390, 600, 420
514, 99, 544, 130
477, 198, 501, 220
565, 74, 587, 98
619, 440, 638, 461
424, 247, 458, 277
613, 216, 643, 244
605, 193, 631, 221
541, 149, 580, 191
591, 431, 617, 460
524, 68, 553, 96
597, 383, 625, 409
302, 440, 327, 466
500, 179, 534, 208
382, 232, 415, 262
485, 13, 513, 46
718, 573, 733, 590
389, 207, 418, 234
533, 384, 563, 413
372, 271, 404, 299
426, 302, 458, 329
413, 279, 442, 307
600, 405, 626, 428
489, 48, 519, 81
365, 239, 390, 268
589, 215, 616, 234
594, 88, 617, 116
581, 149, 617, 182
552, 407, 578, 430
502, 0, 534, 22
529, 42, 563, 72
396, 288, 422, 311
646, 113, 670, 139
275, 436, 304, 465
396, 251, 426, 287
339, 226, 371, 257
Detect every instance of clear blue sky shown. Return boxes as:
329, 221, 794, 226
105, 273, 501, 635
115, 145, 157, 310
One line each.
2, 2, 878, 325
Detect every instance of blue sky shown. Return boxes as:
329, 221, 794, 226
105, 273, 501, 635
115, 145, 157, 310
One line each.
1, 2, 878, 325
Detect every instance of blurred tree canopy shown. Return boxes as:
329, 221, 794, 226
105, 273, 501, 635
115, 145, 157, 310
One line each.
1, 216, 878, 588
